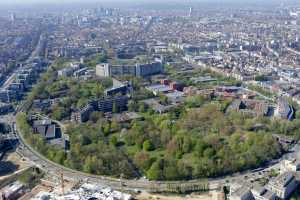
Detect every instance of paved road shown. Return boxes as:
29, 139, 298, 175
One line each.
266, 44, 279, 58
240, 86, 275, 101
286, 46, 300, 56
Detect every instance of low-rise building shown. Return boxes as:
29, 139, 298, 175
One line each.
97, 95, 128, 113
0, 102, 13, 115
58, 62, 82, 77
96, 61, 163, 78
165, 91, 185, 103
105, 85, 128, 96
0, 90, 12, 102
32, 99, 51, 111
169, 81, 183, 91
0, 135, 4, 150
71, 104, 94, 123
143, 98, 176, 114
274, 98, 294, 120
33, 119, 57, 140
227, 99, 271, 117
183, 87, 215, 97
58, 67, 74, 77
107, 112, 143, 123
146, 84, 172, 96
251, 186, 276, 200
73, 67, 88, 77
267, 172, 298, 199
71, 96, 129, 123
230, 186, 254, 200
281, 158, 300, 172
0, 181, 25, 200
49, 137, 70, 150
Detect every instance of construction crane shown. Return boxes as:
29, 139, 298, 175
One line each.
60, 171, 65, 195
120, 173, 125, 200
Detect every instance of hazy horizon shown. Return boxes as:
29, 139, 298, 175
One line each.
0, 0, 296, 5
0, 0, 298, 13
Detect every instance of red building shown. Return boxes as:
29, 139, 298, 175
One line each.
169, 82, 183, 91
160, 79, 169, 85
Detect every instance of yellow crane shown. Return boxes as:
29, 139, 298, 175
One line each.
60, 171, 65, 195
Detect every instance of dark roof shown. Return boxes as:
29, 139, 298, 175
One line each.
46, 125, 56, 139
49, 138, 68, 150
35, 126, 46, 136
35, 124, 56, 139
33, 119, 52, 127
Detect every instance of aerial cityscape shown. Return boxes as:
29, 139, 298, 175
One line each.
2, 0, 300, 199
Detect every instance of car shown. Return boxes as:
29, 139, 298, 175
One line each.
121, 183, 126, 186
135, 189, 141, 193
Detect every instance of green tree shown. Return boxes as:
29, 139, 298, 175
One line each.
255, 75, 268, 82
83, 156, 94, 173
51, 106, 65, 120
134, 152, 153, 172
92, 83, 104, 98
110, 120, 120, 132
89, 111, 103, 123
128, 100, 137, 112
138, 102, 146, 113
110, 136, 118, 146
112, 102, 119, 113
147, 160, 163, 180
164, 164, 179, 180
159, 94, 169, 105
143, 140, 155, 151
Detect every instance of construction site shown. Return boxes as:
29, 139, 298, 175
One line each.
0, 165, 134, 200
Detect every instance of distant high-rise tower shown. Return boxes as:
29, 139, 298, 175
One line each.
10, 13, 16, 23
189, 7, 193, 17
80, 57, 84, 64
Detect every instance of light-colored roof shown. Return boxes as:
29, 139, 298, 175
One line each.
271, 172, 295, 187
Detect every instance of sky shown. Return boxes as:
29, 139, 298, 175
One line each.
0, 0, 296, 10
0, 0, 290, 4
